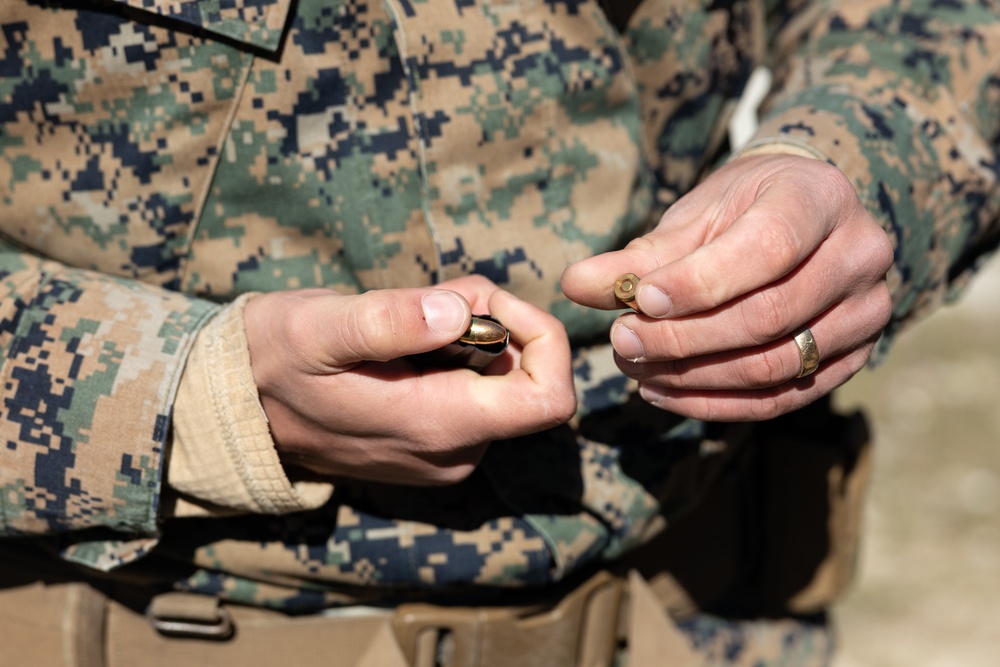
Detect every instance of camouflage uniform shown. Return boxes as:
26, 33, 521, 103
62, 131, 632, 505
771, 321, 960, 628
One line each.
1, 0, 998, 664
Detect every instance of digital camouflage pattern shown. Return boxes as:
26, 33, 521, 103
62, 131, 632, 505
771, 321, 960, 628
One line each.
0, 240, 218, 568
1, 0, 998, 651
752, 0, 1000, 358
672, 614, 833, 667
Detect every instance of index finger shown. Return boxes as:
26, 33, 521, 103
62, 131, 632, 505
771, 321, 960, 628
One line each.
470, 290, 577, 437
560, 227, 702, 311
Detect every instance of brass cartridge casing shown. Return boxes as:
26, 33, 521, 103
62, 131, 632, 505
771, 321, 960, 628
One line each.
614, 273, 641, 311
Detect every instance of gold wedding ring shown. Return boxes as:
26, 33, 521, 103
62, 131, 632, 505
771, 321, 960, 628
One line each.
793, 328, 820, 378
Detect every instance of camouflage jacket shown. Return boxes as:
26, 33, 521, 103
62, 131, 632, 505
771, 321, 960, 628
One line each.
1, 0, 998, 610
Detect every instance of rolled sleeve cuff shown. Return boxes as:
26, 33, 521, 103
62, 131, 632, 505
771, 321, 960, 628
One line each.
169, 293, 333, 517
729, 137, 827, 162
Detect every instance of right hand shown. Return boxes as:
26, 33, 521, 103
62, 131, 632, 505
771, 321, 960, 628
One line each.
243, 275, 576, 486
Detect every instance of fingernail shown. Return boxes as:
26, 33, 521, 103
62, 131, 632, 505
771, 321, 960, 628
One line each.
422, 291, 466, 335
637, 285, 672, 318
639, 383, 671, 405
611, 323, 644, 361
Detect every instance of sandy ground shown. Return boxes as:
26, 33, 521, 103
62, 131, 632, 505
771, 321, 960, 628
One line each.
832, 259, 1000, 666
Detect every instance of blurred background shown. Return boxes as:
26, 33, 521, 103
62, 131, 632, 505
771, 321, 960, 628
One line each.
831, 258, 1000, 666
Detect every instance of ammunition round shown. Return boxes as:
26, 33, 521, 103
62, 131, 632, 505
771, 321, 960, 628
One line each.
460, 316, 509, 346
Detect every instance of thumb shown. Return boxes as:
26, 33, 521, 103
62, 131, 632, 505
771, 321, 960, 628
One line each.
320, 288, 472, 368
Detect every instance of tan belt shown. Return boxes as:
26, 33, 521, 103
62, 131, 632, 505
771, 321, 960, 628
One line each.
0, 570, 700, 667
0, 577, 106, 667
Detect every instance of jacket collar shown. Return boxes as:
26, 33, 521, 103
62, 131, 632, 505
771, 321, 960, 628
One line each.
105, 0, 293, 52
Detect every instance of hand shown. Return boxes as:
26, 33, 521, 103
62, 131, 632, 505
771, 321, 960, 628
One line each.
561, 153, 893, 421
243, 275, 575, 485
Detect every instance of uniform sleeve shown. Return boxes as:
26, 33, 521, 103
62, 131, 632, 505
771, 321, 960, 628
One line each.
0, 241, 219, 570
741, 1, 1000, 354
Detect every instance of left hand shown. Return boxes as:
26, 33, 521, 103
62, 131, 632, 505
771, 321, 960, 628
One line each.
561, 153, 894, 421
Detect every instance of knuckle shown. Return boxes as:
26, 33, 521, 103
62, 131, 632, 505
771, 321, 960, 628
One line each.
348, 295, 405, 359
464, 273, 494, 287
668, 398, 710, 421
623, 233, 660, 258
813, 160, 856, 204
544, 384, 578, 426
687, 264, 727, 310
406, 432, 485, 486
550, 400, 577, 426
409, 421, 459, 454
281, 302, 321, 353
743, 288, 790, 344
424, 463, 477, 486
653, 322, 696, 359
360, 294, 399, 332
748, 395, 784, 421
848, 281, 893, 340
737, 349, 792, 388
846, 349, 870, 375
870, 227, 896, 275
544, 314, 570, 341
513, 381, 578, 430
654, 357, 693, 387
461, 273, 497, 293
756, 213, 802, 273
872, 282, 893, 328
850, 216, 895, 276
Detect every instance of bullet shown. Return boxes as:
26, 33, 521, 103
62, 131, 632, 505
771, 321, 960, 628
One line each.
410, 315, 510, 372
460, 316, 509, 346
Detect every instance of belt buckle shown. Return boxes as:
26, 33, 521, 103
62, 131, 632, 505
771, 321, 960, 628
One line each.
392, 571, 623, 667
146, 592, 235, 640
392, 604, 513, 667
